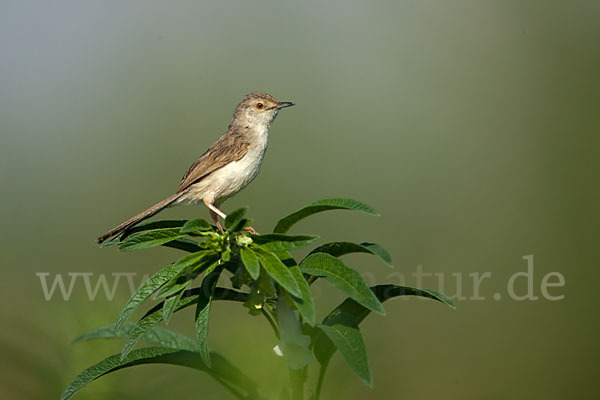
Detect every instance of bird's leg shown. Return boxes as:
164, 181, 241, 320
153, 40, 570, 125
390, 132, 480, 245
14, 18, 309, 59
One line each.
209, 209, 224, 232
202, 198, 258, 234
204, 198, 226, 232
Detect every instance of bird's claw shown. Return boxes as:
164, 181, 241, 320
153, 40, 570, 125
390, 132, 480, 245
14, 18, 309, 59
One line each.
243, 226, 259, 235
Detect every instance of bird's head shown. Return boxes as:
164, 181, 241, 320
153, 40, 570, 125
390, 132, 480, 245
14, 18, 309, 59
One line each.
231, 92, 294, 129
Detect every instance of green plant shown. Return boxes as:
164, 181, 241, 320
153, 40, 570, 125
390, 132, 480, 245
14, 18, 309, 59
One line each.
62, 198, 454, 400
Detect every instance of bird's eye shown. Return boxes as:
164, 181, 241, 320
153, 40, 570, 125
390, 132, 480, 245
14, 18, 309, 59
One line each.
256, 103, 264, 109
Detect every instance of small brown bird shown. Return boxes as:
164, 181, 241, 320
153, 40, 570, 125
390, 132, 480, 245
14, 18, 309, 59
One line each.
97, 92, 294, 244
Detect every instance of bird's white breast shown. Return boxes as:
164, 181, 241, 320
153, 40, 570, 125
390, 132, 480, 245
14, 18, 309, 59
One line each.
181, 127, 270, 205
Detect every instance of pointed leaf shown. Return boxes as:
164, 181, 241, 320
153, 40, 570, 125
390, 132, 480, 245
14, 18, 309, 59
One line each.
274, 198, 378, 233
119, 228, 186, 251
254, 247, 302, 297
269, 251, 315, 325
125, 219, 188, 235
225, 207, 247, 231
251, 234, 319, 252
195, 266, 224, 367
149, 287, 249, 317
72, 323, 197, 351
98, 235, 124, 248
154, 253, 217, 299
313, 284, 455, 388
106, 236, 199, 252
288, 266, 315, 326
211, 287, 249, 303
121, 294, 198, 359
317, 312, 371, 386
181, 218, 212, 233
240, 247, 260, 279
300, 253, 384, 315
273, 250, 297, 267
61, 348, 263, 400
172, 250, 212, 269
162, 237, 200, 252
121, 287, 248, 359
324, 284, 455, 326
162, 284, 188, 324
232, 218, 252, 233
115, 259, 195, 330
62, 348, 202, 400
308, 242, 392, 267
99, 220, 189, 247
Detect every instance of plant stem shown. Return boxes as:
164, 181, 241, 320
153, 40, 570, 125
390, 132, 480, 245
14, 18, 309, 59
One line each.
261, 308, 279, 339
289, 367, 305, 400
314, 362, 328, 400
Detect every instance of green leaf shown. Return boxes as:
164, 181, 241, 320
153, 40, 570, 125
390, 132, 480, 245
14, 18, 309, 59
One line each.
233, 218, 252, 232
211, 287, 249, 303
240, 247, 260, 280
254, 247, 302, 298
288, 266, 315, 326
273, 250, 297, 267
98, 235, 124, 247
325, 285, 455, 325
172, 250, 211, 269
313, 284, 455, 392
100, 220, 189, 247
121, 294, 198, 359
268, 251, 315, 325
61, 347, 264, 400
221, 248, 231, 262
300, 253, 384, 315
162, 284, 188, 324
244, 280, 265, 313
152, 287, 249, 316
119, 228, 186, 251
225, 207, 247, 231
308, 242, 392, 267
72, 323, 197, 352
316, 313, 372, 387
162, 237, 200, 252
126, 219, 188, 235
62, 348, 200, 400
273, 198, 378, 233
154, 253, 217, 299
251, 234, 319, 252
195, 266, 224, 367
121, 287, 248, 359
115, 261, 192, 330
181, 218, 212, 233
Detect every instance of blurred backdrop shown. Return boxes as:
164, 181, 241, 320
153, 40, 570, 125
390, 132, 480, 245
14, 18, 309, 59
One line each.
1, 1, 598, 399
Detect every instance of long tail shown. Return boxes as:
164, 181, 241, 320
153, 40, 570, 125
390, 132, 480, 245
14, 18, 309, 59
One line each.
97, 193, 183, 244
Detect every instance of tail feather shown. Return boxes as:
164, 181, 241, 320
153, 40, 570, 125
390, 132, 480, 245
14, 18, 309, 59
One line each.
97, 193, 182, 244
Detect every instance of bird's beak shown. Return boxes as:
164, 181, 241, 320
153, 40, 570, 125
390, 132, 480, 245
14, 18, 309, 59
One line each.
276, 101, 295, 110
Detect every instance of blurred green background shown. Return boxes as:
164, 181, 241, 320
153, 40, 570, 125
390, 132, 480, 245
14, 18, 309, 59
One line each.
1, 1, 598, 399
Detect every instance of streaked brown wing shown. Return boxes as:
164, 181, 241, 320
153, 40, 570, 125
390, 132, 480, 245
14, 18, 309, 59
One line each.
177, 132, 250, 193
